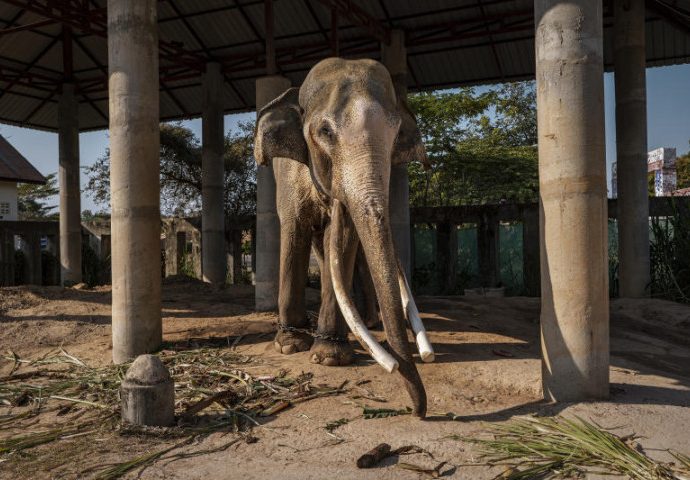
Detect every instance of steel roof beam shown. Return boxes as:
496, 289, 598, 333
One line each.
0, 18, 58, 36
0, 0, 208, 72
646, 0, 690, 36
315, 0, 390, 44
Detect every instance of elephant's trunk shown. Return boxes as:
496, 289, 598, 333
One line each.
339, 174, 427, 418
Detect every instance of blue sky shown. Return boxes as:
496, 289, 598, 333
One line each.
2, 63, 689, 211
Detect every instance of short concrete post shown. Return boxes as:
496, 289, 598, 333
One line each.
201, 62, 226, 286
121, 355, 174, 427
382, 30, 412, 280
535, 0, 610, 401
615, 0, 650, 298
255, 75, 291, 310
109, 0, 162, 364
477, 211, 500, 288
58, 83, 82, 286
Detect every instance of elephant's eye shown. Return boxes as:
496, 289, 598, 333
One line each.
319, 123, 334, 141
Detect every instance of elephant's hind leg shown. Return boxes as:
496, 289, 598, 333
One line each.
275, 216, 313, 355
309, 226, 355, 366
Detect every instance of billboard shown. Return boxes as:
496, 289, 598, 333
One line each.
647, 147, 676, 172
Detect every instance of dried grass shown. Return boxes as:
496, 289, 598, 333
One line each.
457, 416, 690, 480
0, 342, 348, 478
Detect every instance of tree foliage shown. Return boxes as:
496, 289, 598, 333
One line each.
17, 172, 59, 220
676, 145, 690, 190
85, 122, 256, 217
407, 82, 538, 206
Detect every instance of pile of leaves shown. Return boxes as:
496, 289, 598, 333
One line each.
461, 416, 690, 480
0, 342, 347, 478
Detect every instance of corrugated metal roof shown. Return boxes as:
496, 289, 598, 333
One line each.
0, 0, 687, 132
0, 134, 46, 184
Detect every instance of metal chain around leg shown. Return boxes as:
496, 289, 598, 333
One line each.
275, 322, 349, 344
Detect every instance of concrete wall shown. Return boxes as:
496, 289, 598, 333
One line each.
0, 181, 18, 221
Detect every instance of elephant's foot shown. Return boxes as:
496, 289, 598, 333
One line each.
274, 330, 313, 354
309, 338, 354, 366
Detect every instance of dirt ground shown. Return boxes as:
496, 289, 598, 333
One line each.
1, 278, 689, 479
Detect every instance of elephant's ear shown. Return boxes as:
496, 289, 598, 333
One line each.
254, 87, 308, 167
392, 92, 431, 170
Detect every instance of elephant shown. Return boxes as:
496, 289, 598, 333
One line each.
254, 57, 432, 417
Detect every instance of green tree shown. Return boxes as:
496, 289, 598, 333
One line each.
676, 146, 690, 190
17, 172, 59, 219
407, 82, 538, 207
85, 122, 256, 217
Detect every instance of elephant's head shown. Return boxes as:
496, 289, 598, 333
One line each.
255, 58, 428, 417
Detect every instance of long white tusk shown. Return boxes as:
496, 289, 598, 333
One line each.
329, 200, 399, 374
397, 263, 435, 363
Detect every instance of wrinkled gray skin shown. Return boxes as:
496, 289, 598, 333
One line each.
255, 58, 428, 417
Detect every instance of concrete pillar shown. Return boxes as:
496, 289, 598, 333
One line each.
615, 0, 649, 298
382, 30, 412, 280
202, 62, 226, 286
58, 83, 82, 286
255, 75, 290, 310
535, 0, 609, 401
108, 0, 162, 364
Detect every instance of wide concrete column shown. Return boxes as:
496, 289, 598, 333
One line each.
201, 62, 226, 286
58, 83, 82, 286
382, 30, 412, 280
535, 0, 609, 401
108, 0, 162, 364
615, 0, 649, 298
255, 75, 290, 310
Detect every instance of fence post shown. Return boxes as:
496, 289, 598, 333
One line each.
231, 229, 243, 284
46, 234, 60, 285
522, 206, 541, 296
100, 234, 111, 261
478, 210, 500, 288
0, 229, 14, 286
436, 221, 458, 294
410, 223, 416, 278
21, 232, 42, 285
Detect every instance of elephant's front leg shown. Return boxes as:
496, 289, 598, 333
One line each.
309, 223, 356, 366
274, 216, 313, 354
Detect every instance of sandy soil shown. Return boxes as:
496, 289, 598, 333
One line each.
0, 279, 689, 479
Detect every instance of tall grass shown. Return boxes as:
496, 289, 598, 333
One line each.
650, 203, 690, 303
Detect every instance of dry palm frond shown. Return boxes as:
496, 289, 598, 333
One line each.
0, 343, 349, 478
459, 416, 690, 480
